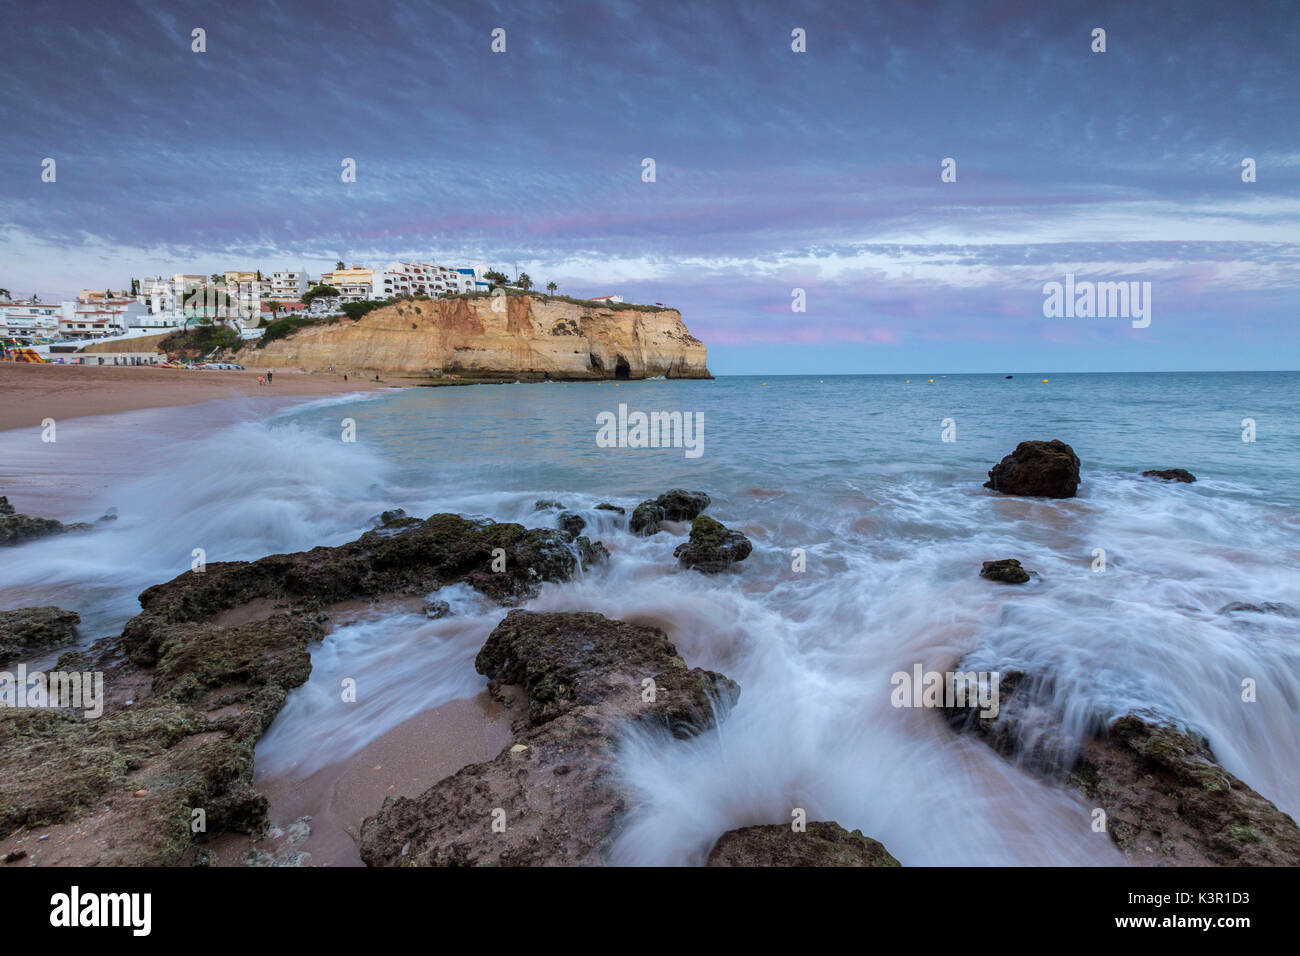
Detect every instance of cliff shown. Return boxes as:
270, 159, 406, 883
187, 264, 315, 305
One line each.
240, 295, 711, 380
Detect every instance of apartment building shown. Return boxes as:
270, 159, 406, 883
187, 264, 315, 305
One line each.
0, 300, 61, 343
58, 298, 148, 338
268, 269, 309, 302
321, 266, 375, 303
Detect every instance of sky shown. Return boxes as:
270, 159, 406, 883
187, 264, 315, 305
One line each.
1, 0, 1297, 374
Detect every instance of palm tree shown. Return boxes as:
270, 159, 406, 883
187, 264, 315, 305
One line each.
266, 300, 281, 321
0, 288, 10, 301
546, 281, 557, 297
517, 273, 533, 292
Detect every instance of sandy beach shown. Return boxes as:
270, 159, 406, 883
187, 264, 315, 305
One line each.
0, 362, 390, 432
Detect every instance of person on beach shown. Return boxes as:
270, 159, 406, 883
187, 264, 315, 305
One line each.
258, 375, 264, 386
267, 370, 273, 386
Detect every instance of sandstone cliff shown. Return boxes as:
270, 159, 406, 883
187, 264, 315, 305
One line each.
240, 295, 711, 380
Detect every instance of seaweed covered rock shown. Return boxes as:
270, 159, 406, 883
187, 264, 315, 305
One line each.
629, 489, 711, 536
979, 559, 1030, 584
674, 515, 752, 573
0, 606, 80, 662
0, 611, 324, 864
360, 610, 739, 866
1142, 468, 1196, 483
984, 440, 1080, 498
946, 668, 1300, 865
0, 512, 607, 865
707, 821, 900, 867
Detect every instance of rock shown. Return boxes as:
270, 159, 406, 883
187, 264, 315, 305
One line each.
557, 511, 586, 536
946, 668, 1300, 865
0, 512, 607, 865
422, 598, 451, 619
379, 508, 408, 524
3, 849, 25, 863
707, 822, 900, 867
0, 606, 81, 662
673, 515, 752, 573
0, 496, 115, 548
360, 610, 739, 866
629, 489, 711, 536
533, 499, 565, 512
1142, 469, 1196, 483
629, 501, 664, 536
594, 502, 625, 514
984, 440, 1080, 498
979, 559, 1031, 584
1218, 602, 1298, 618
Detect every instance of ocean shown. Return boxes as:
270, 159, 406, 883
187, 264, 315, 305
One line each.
2, 371, 1297, 865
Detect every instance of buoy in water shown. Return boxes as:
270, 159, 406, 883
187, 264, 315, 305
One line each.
1041, 378, 1049, 383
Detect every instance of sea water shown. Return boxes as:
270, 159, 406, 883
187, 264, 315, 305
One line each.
2, 372, 1296, 865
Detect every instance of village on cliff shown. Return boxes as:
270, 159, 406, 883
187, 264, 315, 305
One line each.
0, 260, 631, 362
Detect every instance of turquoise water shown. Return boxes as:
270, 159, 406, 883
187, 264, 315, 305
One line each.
2, 371, 1297, 865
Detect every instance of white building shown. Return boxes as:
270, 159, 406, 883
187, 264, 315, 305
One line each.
0, 300, 61, 343
59, 298, 149, 338
268, 269, 309, 302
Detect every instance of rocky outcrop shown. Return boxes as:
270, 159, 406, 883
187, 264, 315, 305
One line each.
674, 516, 753, 573
0, 495, 116, 548
359, 610, 739, 866
0, 512, 606, 865
947, 669, 1300, 865
630, 489, 711, 536
984, 440, 1080, 498
240, 294, 712, 380
1142, 468, 1196, 483
979, 559, 1030, 584
0, 606, 81, 663
707, 821, 899, 867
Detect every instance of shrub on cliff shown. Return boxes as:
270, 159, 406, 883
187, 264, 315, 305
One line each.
258, 315, 317, 347
340, 299, 393, 321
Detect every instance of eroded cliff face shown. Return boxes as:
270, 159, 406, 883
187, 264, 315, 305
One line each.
241, 296, 711, 380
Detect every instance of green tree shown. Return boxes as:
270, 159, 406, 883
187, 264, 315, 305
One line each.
302, 284, 341, 307
266, 299, 281, 320
482, 269, 509, 288
546, 281, 557, 296
335, 261, 345, 270
0, 288, 10, 300
516, 272, 533, 292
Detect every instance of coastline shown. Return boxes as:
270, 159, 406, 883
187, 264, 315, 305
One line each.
0, 362, 392, 433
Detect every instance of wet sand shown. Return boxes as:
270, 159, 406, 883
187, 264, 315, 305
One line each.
0, 362, 391, 432
198, 692, 516, 866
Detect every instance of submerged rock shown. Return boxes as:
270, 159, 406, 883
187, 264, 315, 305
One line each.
595, 502, 625, 514
533, 499, 565, 512
629, 489, 711, 536
946, 668, 1300, 865
360, 610, 739, 866
0, 606, 81, 662
707, 821, 900, 867
979, 559, 1031, 584
422, 598, 452, 619
0, 512, 606, 865
1142, 468, 1196, 483
984, 440, 1080, 498
674, 515, 752, 573
1218, 601, 1298, 618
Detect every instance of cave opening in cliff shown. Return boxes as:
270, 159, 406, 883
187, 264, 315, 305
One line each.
614, 356, 630, 380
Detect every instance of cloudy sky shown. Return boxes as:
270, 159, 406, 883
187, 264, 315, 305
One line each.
2, 0, 1297, 373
